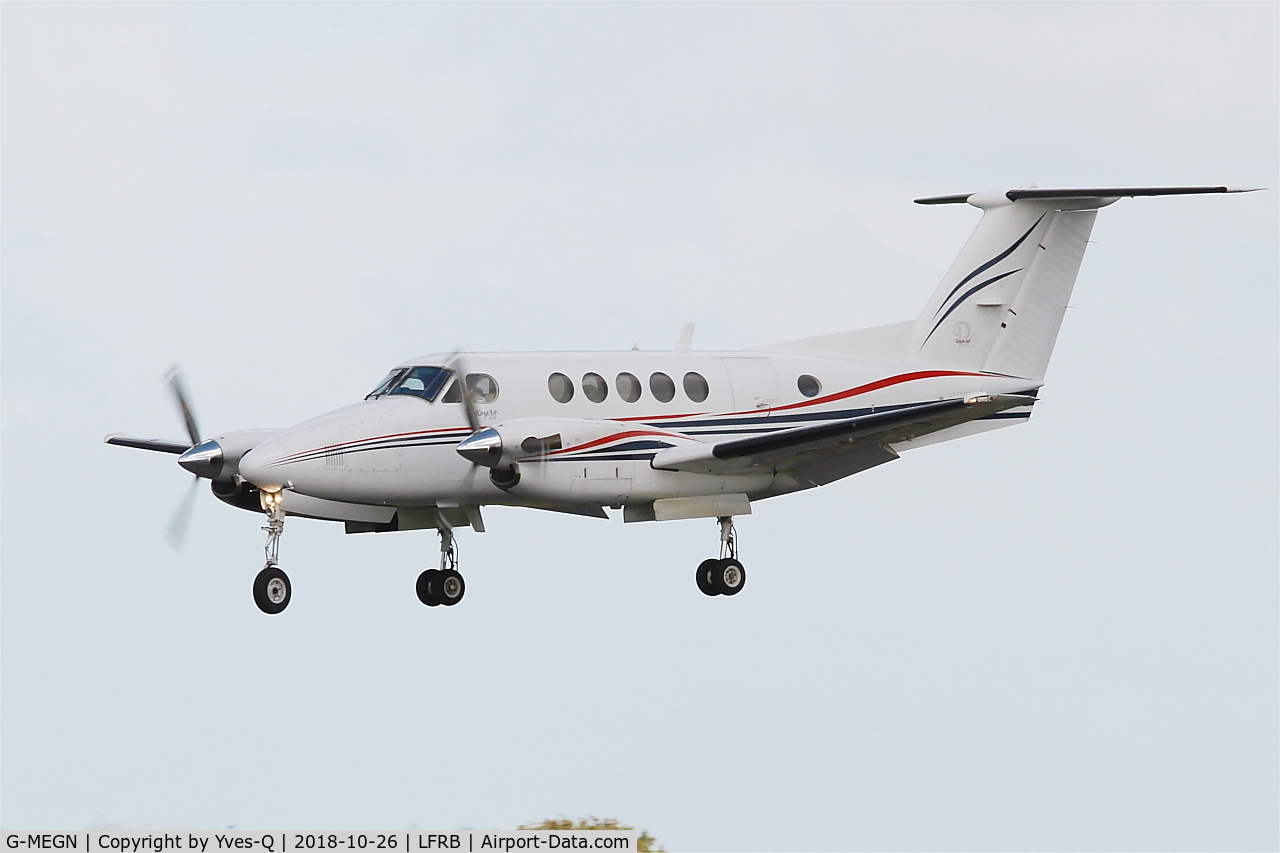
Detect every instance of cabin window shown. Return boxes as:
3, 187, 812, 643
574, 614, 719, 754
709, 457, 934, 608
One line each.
467, 374, 499, 404
582, 373, 608, 403
616, 372, 642, 403
442, 373, 499, 404
649, 372, 675, 403
798, 374, 822, 398
548, 372, 574, 403
683, 372, 709, 403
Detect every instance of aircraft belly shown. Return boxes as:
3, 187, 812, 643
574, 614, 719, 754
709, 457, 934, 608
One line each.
632, 467, 773, 501
569, 477, 633, 504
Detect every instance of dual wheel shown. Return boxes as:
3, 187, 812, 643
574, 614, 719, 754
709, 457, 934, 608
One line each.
696, 558, 746, 596
416, 568, 465, 607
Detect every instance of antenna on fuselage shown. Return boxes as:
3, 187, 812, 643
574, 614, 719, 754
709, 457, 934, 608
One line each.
675, 323, 695, 351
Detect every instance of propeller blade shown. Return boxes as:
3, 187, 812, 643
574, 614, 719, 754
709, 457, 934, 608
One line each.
448, 351, 482, 433
165, 367, 202, 446
165, 475, 200, 551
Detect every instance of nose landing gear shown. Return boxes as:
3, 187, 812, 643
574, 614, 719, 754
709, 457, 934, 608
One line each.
253, 488, 292, 614
696, 516, 747, 597
416, 512, 466, 607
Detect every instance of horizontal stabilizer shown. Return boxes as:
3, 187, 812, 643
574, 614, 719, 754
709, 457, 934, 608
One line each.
916, 186, 1261, 205
105, 433, 193, 454
652, 394, 1036, 476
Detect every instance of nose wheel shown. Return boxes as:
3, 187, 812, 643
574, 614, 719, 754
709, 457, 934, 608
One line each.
253, 488, 292, 614
696, 517, 747, 596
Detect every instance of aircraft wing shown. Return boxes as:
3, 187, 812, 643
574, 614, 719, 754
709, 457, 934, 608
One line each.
650, 394, 1036, 476
104, 433, 193, 454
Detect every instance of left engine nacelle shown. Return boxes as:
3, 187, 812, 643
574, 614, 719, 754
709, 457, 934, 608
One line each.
178, 429, 280, 482
211, 478, 262, 513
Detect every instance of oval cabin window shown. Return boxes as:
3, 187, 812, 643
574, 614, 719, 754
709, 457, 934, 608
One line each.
683, 372, 709, 403
548, 373, 574, 403
616, 372, 642, 403
466, 373, 499, 404
797, 374, 822, 398
582, 372, 608, 403
649, 372, 676, 403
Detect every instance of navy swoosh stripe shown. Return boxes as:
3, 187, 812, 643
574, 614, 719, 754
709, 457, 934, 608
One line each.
932, 213, 1045, 319
922, 268, 1023, 346
572, 440, 676, 455
655, 400, 937, 431
544, 453, 660, 463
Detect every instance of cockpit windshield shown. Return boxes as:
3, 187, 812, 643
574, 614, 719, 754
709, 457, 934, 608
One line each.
366, 366, 452, 402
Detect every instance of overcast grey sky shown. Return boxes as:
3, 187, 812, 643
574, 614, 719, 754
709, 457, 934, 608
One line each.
3, 3, 1277, 851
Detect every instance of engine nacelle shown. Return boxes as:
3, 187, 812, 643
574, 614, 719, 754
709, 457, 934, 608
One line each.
210, 477, 263, 513
457, 417, 666, 471
179, 428, 280, 482
456, 416, 771, 505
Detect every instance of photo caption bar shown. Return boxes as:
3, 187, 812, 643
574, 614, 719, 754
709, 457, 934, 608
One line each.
4, 833, 638, 853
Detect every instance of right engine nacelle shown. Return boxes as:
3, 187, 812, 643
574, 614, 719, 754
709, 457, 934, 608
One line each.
456, 416, 772, 505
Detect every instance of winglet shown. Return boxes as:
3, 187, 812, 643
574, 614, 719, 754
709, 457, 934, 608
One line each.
675, 323, 695, 352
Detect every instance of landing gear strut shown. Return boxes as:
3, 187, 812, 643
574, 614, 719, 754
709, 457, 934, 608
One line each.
696, 516, 746, 597
253, 488, 291, 614
416, 511, 466, 607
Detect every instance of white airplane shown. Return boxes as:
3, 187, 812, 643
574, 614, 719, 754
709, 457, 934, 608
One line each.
107, 185, 1255, 614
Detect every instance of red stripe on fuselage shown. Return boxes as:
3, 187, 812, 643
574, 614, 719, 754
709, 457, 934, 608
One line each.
543, 429, 688, 458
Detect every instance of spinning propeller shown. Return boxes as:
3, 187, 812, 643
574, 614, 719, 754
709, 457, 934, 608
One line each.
165, 368, 205, 550
104, 368, 230, 550
447, 351, 483, 435
450, 351, 560, 491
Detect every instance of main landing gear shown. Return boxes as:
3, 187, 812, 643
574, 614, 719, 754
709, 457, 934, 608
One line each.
253, 488, 292, 614
696, 516, 746, 597
416, 512, 466, 607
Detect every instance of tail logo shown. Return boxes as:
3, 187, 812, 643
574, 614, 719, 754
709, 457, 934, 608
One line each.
953, 321, 973, 347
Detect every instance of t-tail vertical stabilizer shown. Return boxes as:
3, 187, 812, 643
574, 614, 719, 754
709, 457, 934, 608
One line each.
907, 186, 1257, 380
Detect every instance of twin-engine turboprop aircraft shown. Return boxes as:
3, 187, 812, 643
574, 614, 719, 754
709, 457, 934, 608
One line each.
107, 185, 1254, 614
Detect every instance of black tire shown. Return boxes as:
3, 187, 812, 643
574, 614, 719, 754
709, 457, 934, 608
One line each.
253, 566, 291, 614
416, 569, 442, 606
438, 569, 465, 606
711, 558, 746, 596
696, 559, 721, 596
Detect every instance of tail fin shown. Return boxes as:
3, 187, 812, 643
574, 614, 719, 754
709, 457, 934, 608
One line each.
906, 186, 1257, 380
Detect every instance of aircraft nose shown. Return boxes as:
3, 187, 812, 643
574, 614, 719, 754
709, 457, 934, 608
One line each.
238, 437, 289, 490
